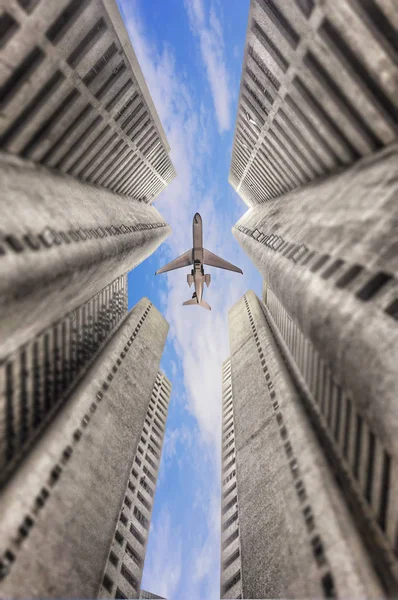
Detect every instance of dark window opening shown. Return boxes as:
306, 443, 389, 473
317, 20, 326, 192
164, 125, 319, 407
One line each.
336, 264, 363, 289
356, 272, 392, 301
353, 414, 363, 479
365, 431, 375, 503
102, 574, 113, 593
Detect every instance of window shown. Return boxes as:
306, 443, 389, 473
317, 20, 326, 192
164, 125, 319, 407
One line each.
148, 444, 159, 459
365, 431, 375, 503
223, 457, 236, 473
223, 528, 239, 550
223, 495, 237, 515
125, 543, 142, 567
311, 535, 326, 566
124, 496, 132, 509
224, 448, 235, 462
223, 481, 237, 500
121, 564, 138, 591
223, 510, 238, 531
102, 574, 113, 593
115, 588, 127, 599
146, 454, 157, 471
154, 418, 164, 432
138, 446, 144, 455
140, 477, 154, 497
378, 451, 391, 532
303, 506, 314, 532
138, 491, 151, 511
143, 466, 156, 484
150, 435, 161, 450
223, 469, 236, 485
128, 481, 135, 494
135, 456, 142, 467
120, 513, 128, 526
353, 414, 363, 479
223, 548, 240, 571
131, 469, 138, 479
109, 551, 118, 567
134, 506, 149, 530
130, 523, 145, 545
115, 530, 124, 546
222, 570, 241, 596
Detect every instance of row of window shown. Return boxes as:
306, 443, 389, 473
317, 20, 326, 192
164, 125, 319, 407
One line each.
0, 222, 167, 258
100, 355, 168, 600
0, 276, 127, 475
267, 289, 395, 541
0, 302, 152, 587
244, 295, 337, 598
221, 362, 242, 599
236, 225, 398, 321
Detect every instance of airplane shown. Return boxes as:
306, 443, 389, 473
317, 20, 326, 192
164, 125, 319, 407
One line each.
155, 213, 243, 310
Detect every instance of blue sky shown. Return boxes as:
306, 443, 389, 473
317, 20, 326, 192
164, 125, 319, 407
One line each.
117, 1, 262, 598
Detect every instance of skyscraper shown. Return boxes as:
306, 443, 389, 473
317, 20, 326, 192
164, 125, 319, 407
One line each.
0, 298, 171, 599
229, 0, 397, 207
0, 0, 175, 480
225, 0, 398, 596
0, 0, 175, 203
99, 370, 171, 599
0, 2, 174, 597
221, 291, 387, 599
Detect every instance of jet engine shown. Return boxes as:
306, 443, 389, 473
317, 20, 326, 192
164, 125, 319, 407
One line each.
187, 274, 194, 287
205, 274, 211, 287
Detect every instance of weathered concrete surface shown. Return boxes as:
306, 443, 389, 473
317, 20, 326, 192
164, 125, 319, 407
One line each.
229, 0, 398, 206
0, 153, 170, 360
0, 0, 175, 201
228, 291, 383, 598
233, 145, 398, 459
98, 371, 172, 599
0, 298, 168, 598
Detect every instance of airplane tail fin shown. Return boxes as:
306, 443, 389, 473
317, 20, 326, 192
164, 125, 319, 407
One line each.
182, 298, 211, 310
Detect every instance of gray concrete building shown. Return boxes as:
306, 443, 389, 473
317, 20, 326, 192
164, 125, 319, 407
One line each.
232, 145, 398, 595
99, 370, 171, 599
0, 0, 175, 482
229, 0, 398, 207
222, 291, 388, 599
0, 297, 171, 599
0, 0, 176, 202
226, 1, 398, 595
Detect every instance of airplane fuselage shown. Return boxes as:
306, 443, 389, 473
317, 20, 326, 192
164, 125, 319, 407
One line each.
191, 214, 207, 304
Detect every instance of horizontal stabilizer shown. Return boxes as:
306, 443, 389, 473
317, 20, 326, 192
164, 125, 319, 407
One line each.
203, 249, 243, 274
183, 298, 211, 310
155, 249, 192, 275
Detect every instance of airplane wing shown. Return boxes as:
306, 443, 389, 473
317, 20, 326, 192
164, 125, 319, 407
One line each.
155, 249, 193, 274
203, 249, 243, 274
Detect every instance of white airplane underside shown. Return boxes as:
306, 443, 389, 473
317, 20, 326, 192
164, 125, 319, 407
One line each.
155, 213, 242, 310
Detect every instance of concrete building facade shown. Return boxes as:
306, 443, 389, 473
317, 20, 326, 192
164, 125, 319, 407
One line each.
229, 0, 398, 207
0, 0, 175, 481
226, 1, 398, 595
0, 0, 176, 203
99, 370, 171, 599
222, 291, 388, 598
232, 145, 398, 594
0, 298, 171, 599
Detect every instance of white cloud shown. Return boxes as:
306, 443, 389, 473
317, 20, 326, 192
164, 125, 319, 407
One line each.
184, 0, 232, 133
118, 1, 261, 597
